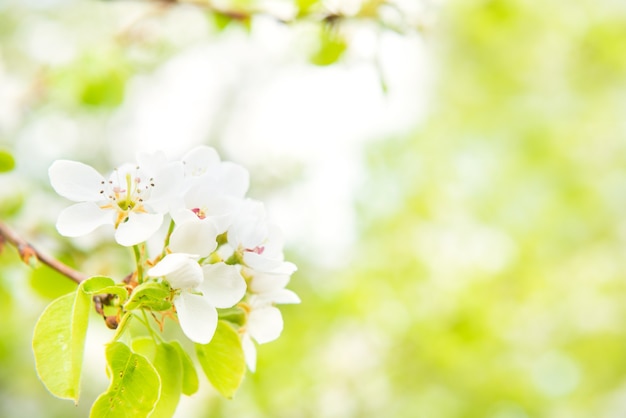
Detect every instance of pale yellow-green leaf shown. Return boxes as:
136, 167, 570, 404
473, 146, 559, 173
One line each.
32, 287, 91, 402
195, 321, 245, 399
90, 342, 161, 418
171, 341, 199, 396
149, 342, 183, 418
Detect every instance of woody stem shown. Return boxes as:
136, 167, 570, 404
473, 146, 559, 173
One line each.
0, 221, 88, 284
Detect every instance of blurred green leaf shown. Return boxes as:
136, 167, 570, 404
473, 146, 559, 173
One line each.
30, 265, 78, 300
0, 192, 23, 218
296, 0, 319, 16
310, 27, 347, 66
0, 150, 15, 173
211, 11, 251, 33
195, 321, 245, 399
51, 51, 129, 109
90, 342, 160, 418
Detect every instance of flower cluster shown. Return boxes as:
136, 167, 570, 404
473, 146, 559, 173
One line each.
49, 146, 299, 371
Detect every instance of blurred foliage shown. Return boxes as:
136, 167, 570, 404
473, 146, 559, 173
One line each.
1, 0, 626, 417
203, 1, 626, 417
0, 150, 15, 172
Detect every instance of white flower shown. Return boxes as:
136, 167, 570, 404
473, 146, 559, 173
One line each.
181, 146, 250, 198
241, 269, 300, 372
49, 152, 183, 246
147, 254, 246, 344
168, 146, 250, 237
169, 216, 219, 258
229, 200, 296, 274
171, 181, 242, 236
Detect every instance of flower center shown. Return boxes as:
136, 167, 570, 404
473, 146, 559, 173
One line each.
191, 207, 207, 219
246, 246, 265, 255
99, 164, 156, 227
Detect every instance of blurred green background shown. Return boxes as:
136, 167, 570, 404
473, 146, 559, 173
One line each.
2, 0, 626, 417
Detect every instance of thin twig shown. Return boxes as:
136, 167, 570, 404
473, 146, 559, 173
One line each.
0, 221, 88, 284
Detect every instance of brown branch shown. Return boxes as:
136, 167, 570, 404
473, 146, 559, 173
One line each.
0, 221, 88, 284
106, 0, 341, 26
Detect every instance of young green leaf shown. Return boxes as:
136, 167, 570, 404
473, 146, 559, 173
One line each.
149, 342, 183, 418
132, 338, 196, 415
195, 321, 246, 399
171, 341, 199, 396
131, 336, 157, 361
82, 276, 128, 302
90, 342, 161, 418
32, 287, 91, 403
124, 281, 171, 311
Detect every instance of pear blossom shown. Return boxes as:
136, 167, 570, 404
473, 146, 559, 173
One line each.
241, 269, 300, 372
170, 181, 242, 236
229, 200, 296, 275
181, 146, 250, 198
49, 152, 183, 246
147, 254, 246, 344
168, 215, 219, 257
48, 145, 299, 378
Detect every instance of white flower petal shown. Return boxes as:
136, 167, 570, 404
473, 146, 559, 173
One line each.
203, 196, 239, 233
248, 306, 283, 344
49, 160, 106, 202
200, 263, 246, 308
56, 202, 113, 237
170, 218, 218, 257
170, 208, 197, 225
174, 292, 218, 344
248, 271, 291, 294
241, 334, 257, 373
243, 252, 285, 273
136, 150, 167, 173
147, 253, 203, 289
254, 289, 301, 305
182, 146, 220, 176
228, 200, 268, 249
147, 161, 184, 213
114, 212, 163, 246
217, 162, 249, 198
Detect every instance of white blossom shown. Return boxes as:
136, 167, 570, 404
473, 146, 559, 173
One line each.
229, 200, 296, 275
48, 152, 183, 246
241, 269, 300, 372
147, 254, 246, 344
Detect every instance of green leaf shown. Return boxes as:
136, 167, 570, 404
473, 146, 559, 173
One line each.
296, 0, 319, 16
112, 313, 133, 342
82, 276, 128, 302
32, 286, 91, 402
212, 12, 233, 31
310, 28, 347, 66
195, 321, 245, 399
0, 150, 15, 173
149, 342, 183, 418
171, 341, 199, 396
125, 281, 171, 311
217, 306, 246, 326
90, 342, 161, 418
131, 337, 156, 361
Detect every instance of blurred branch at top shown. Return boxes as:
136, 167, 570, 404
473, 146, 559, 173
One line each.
102, 0, 428, 34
